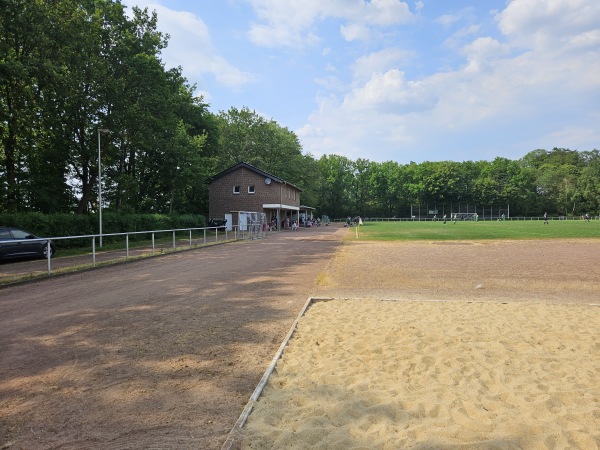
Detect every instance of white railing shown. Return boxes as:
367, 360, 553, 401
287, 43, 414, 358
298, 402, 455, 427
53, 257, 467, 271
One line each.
2, 225, 269, 276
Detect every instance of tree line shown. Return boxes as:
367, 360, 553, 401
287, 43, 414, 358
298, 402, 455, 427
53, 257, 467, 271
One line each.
2, 1, 599, 221
315, 149, 600, 219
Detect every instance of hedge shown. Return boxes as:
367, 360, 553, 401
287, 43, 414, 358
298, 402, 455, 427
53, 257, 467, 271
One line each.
0, 212, 206, 249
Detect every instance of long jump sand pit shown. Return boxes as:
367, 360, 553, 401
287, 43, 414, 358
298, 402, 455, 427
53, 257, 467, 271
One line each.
235, 298, 600, 449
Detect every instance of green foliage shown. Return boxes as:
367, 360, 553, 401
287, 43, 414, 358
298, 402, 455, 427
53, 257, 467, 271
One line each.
1, 2, 597, 224
215, 107, 306, 181
315, 155, 355, 219
312, 148, 599, 220
0, 212, 206, 248
0, 0, 214, 216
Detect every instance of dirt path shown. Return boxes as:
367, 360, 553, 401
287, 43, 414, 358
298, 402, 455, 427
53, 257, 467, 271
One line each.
315, 238, 600, 304
0, 225, 346, 449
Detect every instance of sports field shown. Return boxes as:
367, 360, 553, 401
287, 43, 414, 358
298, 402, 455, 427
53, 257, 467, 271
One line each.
232, 222, 600, 449
352, 218, 599, 241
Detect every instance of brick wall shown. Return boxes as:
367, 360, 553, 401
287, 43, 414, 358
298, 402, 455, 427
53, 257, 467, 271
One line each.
208, 167, 300, 224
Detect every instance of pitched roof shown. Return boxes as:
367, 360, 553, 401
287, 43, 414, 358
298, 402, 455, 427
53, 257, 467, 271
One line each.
209, 162, 302, 191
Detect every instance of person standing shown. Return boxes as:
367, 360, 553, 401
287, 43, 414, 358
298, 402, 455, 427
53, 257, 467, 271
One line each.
543, 212, 548, 225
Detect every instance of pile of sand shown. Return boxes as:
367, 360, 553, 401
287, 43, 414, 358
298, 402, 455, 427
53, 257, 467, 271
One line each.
238, 299, 600, 449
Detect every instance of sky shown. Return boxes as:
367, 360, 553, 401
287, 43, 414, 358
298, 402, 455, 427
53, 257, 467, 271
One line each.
122, 0, 600, 164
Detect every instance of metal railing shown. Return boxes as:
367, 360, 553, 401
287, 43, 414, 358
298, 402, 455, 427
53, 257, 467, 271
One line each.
2, 224, 270, 276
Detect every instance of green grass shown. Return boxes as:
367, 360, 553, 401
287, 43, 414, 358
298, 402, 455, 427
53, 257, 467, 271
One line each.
351, 219, 600, 241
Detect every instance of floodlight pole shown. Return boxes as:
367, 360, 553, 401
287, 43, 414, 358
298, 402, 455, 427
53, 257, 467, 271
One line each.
98, 128, 110, 248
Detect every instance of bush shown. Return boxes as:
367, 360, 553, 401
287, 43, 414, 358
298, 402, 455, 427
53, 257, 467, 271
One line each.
0, 212, 207, 248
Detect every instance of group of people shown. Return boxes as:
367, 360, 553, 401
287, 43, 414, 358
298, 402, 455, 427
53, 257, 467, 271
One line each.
269, 216, 319, 231
344, 216, 362, 227
301, 217, 320, 228
544, 212, 592, 224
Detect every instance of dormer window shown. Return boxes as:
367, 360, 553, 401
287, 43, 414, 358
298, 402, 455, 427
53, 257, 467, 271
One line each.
248, 185, 255, 194
233, 185, 240, 194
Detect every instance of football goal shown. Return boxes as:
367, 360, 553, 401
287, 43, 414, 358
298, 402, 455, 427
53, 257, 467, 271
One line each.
238, 211, 268, 239
452, 212, 478, 221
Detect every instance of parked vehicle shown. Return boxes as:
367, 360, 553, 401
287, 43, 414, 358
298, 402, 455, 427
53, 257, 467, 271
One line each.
0, 227, 55, 261
208, 218, 227, 230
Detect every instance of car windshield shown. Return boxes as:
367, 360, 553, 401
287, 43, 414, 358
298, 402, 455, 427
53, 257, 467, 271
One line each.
10, 230, 34, 239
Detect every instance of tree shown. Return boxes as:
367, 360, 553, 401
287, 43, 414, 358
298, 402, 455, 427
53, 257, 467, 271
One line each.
214, 106, 313, 208
524, 148, 587, 216
316, 155, 354, 219
351, 158, 373, 216
1, 0, 210, 216
369, 161, 403, 216
577, 150, 600, 215
0, 0, 74, 211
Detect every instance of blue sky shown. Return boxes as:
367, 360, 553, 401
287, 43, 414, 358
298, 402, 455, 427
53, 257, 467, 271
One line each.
123, 0, 600, 164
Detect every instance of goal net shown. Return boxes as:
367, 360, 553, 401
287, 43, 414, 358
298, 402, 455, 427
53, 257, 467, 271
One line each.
238, 211, 268, 239
452, 212, 478, 221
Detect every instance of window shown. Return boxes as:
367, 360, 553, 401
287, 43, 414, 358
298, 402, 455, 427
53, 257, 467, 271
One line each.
233, 185, 240, 194
248, 185, 255, 194
11, 230, 30, 239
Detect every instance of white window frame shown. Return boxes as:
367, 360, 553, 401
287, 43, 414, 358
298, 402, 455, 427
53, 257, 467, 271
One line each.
233, 185, 240, 194
248, 185, 255, 194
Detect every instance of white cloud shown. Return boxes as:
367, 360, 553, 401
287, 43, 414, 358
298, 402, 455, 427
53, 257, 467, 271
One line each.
461, 37, 509, 73
360, 0, 413, 26
340, 23, 371, 41
314, 74, 346, 92
246, 0, 324, 48
436, 13, 461, 27
246, 0, 414, 48
299, 0, 600, 162
352, 48, 414, 83
544, 125, 600, 149
124, 1, 255, 89
496, 0, 600, 52
443, 24, 481, 49
125, 0, 599, 163
345, 70, 438, 115
435, 7, 476, 28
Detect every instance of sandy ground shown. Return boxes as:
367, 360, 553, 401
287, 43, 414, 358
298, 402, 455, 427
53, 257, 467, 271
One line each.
1, 229, 599, 449
233, 239, 600, 449
238, 300, 600, 449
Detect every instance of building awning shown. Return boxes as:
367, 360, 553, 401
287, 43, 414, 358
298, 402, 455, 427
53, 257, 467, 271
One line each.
263, 203, 299, 211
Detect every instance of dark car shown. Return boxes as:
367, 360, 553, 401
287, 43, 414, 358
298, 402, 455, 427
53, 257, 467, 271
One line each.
208, 218, 227, 230
0, 227, 55, 261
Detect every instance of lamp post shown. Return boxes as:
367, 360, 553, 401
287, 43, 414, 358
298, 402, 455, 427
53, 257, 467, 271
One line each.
98, 128, 109, 247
